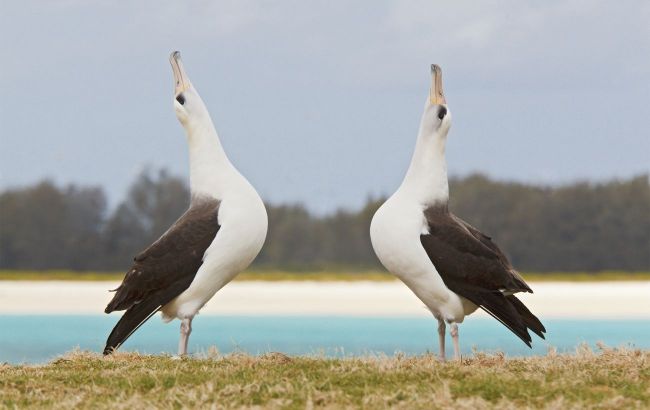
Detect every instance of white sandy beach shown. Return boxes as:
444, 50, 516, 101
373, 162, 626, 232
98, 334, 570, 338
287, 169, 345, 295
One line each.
0, 281, 648, 318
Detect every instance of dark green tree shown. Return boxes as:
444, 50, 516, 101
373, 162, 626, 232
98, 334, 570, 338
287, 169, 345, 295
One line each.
0, 181, 106, 269
102, 169, 189, 270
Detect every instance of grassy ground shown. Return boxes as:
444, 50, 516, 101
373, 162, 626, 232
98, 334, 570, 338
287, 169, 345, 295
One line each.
1, 346, 647, 409
1, 269, 649, 282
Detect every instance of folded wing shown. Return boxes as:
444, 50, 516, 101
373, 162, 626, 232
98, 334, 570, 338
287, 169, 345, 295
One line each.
420, 206, 545, 346
103, 198, 221, 354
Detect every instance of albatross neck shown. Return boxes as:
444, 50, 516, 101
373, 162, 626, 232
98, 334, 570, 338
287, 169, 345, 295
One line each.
185, 119, 239, 199
398, 126, 449, 207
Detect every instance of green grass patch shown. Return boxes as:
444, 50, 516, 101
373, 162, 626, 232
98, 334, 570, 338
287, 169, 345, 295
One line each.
1, 269, 649, 282
0, 269, 396, 282
520, 271, 650, 282
1, 347, 647, 409
0, 270, 124, 281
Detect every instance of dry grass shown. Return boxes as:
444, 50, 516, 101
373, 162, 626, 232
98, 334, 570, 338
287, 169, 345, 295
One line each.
1, 346, 648, 409
1, 269, 649, 282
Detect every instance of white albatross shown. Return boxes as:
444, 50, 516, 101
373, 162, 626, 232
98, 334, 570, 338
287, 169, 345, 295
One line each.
103, 51, 268, 355
370, 65, 545, 360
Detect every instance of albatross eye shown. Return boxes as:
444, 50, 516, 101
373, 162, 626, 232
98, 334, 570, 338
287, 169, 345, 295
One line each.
176, 93, 185, 105
437, 106, 447, 120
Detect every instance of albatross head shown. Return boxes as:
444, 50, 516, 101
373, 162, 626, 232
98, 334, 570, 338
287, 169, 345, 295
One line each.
420, 64, 451, 141
169, 51, 211, 130
398, 64, 452, 203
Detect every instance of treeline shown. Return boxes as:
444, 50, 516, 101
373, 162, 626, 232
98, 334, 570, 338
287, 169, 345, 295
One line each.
0, 170, 648, 272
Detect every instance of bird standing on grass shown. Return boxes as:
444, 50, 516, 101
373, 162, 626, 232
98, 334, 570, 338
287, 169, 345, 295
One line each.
370, 65, 545, 360
103, 51, 268, 356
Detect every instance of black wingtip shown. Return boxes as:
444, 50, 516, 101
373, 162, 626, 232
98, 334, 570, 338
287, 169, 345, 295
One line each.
103, 283, 189, 357
103, 299, 162, 357
530, 327, 546, 340
506, 295, 546, 342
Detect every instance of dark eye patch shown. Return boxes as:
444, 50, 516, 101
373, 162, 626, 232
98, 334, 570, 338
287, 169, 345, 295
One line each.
437, 106, 447, 120
176, 93, 185, 105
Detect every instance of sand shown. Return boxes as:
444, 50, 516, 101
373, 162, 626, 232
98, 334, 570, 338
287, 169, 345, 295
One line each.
0, 280, 648, 318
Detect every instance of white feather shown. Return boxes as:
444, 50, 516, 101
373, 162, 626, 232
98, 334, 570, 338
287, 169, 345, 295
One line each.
370, 99, 477, 323
160, 77, 268, 322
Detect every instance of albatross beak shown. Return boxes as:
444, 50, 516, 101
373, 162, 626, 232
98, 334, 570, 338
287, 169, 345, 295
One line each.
170, 51, 192, 95
430, 64, 446, 105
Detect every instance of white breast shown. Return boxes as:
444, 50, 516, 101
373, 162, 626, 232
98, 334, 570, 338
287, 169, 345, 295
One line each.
370, 196, 469, 322
161, 188, 267, 321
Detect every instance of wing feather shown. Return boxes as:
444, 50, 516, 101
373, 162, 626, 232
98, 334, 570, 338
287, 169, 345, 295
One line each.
420, 206, 545, 346
103, 198, 221, 354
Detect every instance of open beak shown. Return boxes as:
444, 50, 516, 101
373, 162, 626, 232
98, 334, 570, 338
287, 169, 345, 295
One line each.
430, 64, 446, 105
170, 51, 192, 96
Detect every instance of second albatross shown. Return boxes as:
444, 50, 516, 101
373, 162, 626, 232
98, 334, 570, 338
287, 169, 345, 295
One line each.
370, 65, 545, 360
103, 52, 268, 355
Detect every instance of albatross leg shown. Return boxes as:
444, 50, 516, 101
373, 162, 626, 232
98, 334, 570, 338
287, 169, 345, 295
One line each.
178, 317, 193, 356
450, 323, 461, 361
437, 319, 446, 361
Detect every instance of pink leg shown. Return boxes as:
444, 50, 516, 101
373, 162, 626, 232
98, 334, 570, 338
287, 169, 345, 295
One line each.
450, 323, 461, 361
437, 319, 446, 361
178, 318, 192, 356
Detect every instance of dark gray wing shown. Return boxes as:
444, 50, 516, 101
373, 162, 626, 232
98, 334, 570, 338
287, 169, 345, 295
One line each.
420, 206, 545, 346
103, 198, 220, 354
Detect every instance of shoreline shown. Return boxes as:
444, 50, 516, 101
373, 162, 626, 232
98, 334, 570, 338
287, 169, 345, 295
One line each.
1, 270, 649, 282
0, 281, 648, 318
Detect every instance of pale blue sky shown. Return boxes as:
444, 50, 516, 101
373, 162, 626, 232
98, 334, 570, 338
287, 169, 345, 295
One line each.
1, 1, 649, 213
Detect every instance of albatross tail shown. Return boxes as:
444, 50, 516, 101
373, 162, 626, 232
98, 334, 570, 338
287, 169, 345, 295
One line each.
103, 283, 188, 355
507, 294, 546, 339
470, 290, 546, 348
103, 298, 162, 355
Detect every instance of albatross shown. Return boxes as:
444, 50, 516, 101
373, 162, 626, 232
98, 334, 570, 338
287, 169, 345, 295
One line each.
103, 51, 268, 355
370, 65, 545, 360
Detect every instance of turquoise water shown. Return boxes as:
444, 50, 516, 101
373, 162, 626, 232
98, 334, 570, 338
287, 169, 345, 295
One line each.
1, 315, 648, 364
